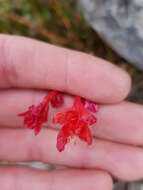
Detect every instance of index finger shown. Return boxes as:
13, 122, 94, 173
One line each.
0, 34, 131, 103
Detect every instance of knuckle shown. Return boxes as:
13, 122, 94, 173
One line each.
0, 35, 18, 86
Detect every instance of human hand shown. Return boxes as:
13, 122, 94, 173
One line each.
0, 34, 140, 190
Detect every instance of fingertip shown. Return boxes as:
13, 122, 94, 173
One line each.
109, 67, 132, 103
92, 171, 113, 190
66, 51, 132, 103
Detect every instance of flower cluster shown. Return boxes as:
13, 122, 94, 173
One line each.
18, 91, 63, 135
19, 91, 98, 152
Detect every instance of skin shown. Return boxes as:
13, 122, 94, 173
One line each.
0, 34, 142, 189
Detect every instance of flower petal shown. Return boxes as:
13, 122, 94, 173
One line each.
78, 123, 92, 145
85, 114, 97, 125
53, 112, 66, 125
57, 125, 71, 152
50, 92, 64, 108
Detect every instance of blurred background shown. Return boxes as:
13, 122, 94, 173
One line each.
0, 0, 143, 104
0, 1, 143, 189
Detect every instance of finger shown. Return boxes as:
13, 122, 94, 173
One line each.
94, 101, 143, 146
0, 90, 143, 146
0, 128, 143, 181
0, 167, 112, 190
0, 34, 131, 103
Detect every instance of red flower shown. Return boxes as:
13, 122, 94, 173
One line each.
85, 100, 99, 113
18, 91, 64, 135
49, 91, 64, 108
53, 96, 97, 152
19, 90, 98, 152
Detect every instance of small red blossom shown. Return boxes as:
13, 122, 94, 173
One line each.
19, 90, 98, 152
85, 100, 99, 113
18, 91, 64, 135
53, 96, 98, 152
49, 91, 64, 108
